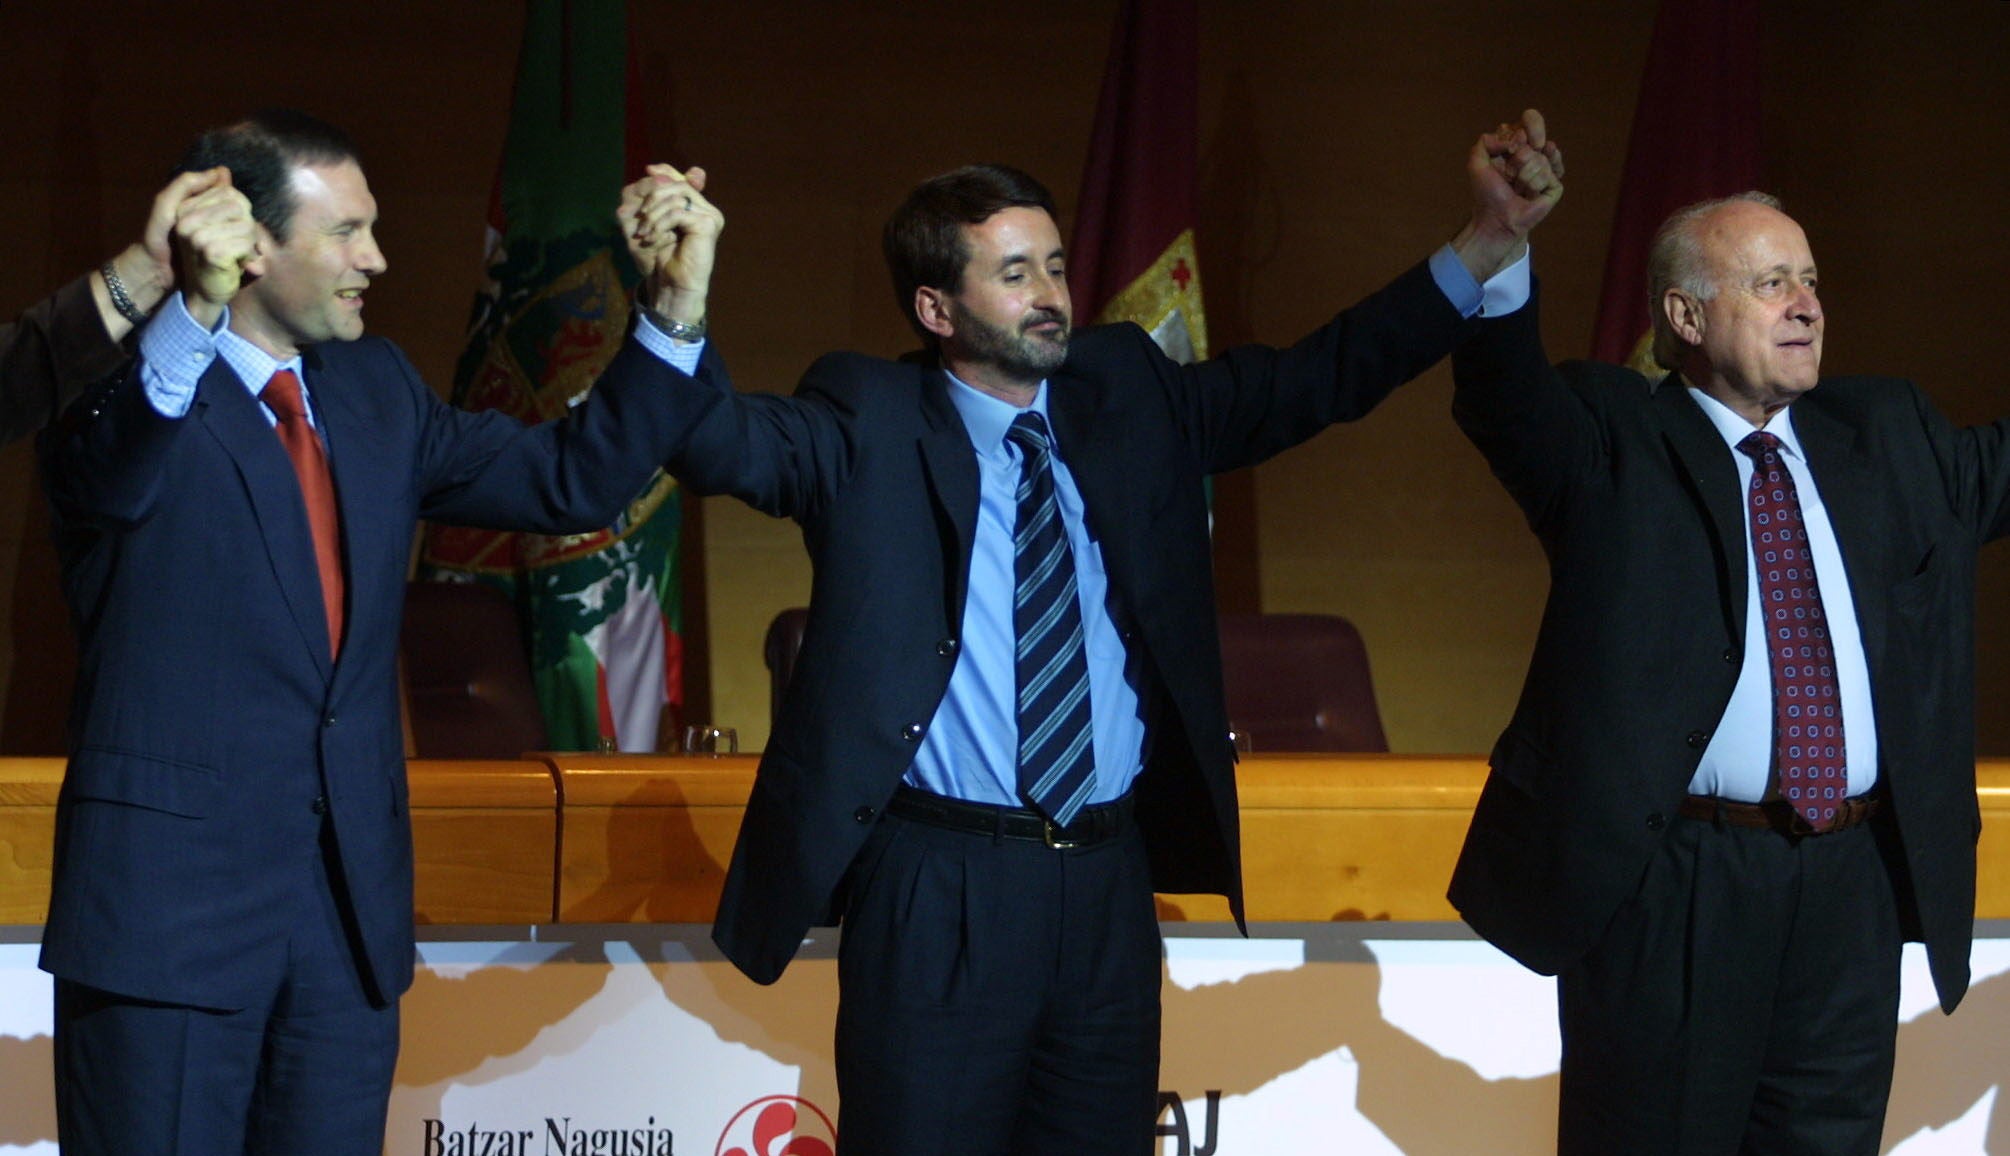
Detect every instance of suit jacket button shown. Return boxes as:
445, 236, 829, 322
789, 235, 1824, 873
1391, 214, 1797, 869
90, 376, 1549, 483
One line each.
311, 795, 328, 815
854, 806, 875, 823
901, 723, 924, 742
1721, 648, 1737, 664
1685, 729, 1709, 748
1645, 812, 1667, 831
936, 638, 959, 657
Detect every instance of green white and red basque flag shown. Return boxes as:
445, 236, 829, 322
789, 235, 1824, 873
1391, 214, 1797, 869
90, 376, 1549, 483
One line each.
417, 0, 683, 752
1590, 0, 1762, 371
1068, 0, 1208, 365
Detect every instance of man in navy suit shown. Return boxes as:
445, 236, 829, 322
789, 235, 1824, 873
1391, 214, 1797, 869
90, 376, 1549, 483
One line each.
38, 111, 722, 1155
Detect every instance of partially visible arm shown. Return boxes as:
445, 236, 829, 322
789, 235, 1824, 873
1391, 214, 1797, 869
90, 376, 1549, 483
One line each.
1449, 282, 1603, 536
1, 277, 126, 447
37, 171, 257, 526
1175, 110, 1565, 475
1449, 109, 1565, 286
0, 170, 228, 446
86, 246, 170, 343
413, 335, 733, 534
38, 351, 195, 531
1912, 384, 2010, 546
87, 169, 221, 341
621, 162, 856, 521
421, 164, 804, 532
38, 294, 229, 528
620, 162, 720, 333
1442, 109, 1598, 531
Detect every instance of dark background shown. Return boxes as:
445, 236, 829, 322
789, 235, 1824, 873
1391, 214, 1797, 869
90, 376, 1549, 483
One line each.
0, 1, 2003, 754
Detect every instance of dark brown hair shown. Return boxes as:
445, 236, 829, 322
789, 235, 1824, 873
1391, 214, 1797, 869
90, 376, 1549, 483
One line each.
177, 109, 361, 242
882, 164, 1056, 344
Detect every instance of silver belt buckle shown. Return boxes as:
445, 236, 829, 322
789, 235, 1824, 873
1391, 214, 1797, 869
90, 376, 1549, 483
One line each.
1042, 817, 1082, 849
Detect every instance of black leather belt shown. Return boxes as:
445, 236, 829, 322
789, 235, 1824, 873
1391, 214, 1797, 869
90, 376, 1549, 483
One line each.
1679, 793, 1882, 836
885, 785, 1133, 848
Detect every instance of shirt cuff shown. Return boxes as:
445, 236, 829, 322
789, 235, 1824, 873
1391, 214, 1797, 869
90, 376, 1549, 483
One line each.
137, 292, 221, 419
1428, 244, 1533, 319
631, 311, 707, 376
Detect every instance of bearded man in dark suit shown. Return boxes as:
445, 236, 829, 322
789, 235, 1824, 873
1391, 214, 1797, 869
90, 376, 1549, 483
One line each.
625, 111, 1565, 1153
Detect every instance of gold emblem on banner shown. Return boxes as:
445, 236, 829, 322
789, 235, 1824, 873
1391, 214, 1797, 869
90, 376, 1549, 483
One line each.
1093, 228, 1207, 365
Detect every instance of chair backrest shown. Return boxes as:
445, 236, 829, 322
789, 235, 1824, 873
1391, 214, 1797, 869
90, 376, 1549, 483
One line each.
763, 607, 811, 731
400, 580, 548, 758
1216, 612, 1388, 752
765, 605, 1385, 754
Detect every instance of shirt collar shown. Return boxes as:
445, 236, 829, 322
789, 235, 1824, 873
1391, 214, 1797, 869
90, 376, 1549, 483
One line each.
1685, 382, 1805, 463
943, 369, 1050, 458
216, 323, 306, 402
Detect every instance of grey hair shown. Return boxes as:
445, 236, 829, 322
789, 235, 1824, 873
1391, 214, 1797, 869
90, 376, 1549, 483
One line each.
1646, 191, 1784, 370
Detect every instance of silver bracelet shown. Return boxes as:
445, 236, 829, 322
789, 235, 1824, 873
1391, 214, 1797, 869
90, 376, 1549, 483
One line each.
99, 260, 151, 326
635, 291, 706, 342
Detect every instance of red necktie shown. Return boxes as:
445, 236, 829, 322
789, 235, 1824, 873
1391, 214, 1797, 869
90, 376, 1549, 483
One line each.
1739, 431, 1845, 830
261, 369, 345, 658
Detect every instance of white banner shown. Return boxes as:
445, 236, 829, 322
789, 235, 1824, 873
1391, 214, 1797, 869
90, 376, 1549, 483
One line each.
2, 925, 2005, 1154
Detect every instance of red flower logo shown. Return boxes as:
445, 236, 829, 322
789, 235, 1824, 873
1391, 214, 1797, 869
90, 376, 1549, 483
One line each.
716, 1096, 837, 1156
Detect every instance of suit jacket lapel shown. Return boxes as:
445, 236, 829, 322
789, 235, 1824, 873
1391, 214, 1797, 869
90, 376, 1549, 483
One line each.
1792, 396, 1893, 679
310, 351, 405, 681
196, 360, 335, 680
1652, 376, 1749, 648
1045, 365, 1136, 596
917, 368, 979, 627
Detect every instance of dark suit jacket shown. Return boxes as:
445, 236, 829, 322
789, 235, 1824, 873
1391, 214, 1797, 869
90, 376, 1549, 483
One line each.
2, 275, 129, 446
1446, 287, 2010, 1012
37, 330, 718, 1010
670, 261, 1471, 985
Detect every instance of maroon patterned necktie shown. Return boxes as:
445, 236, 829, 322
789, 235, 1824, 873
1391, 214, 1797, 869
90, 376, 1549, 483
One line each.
1738, 431, 1845, 830
262, 369, 345, 658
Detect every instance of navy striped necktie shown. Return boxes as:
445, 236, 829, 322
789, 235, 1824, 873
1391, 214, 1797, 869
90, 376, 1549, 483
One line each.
1006, 412, 1096, 825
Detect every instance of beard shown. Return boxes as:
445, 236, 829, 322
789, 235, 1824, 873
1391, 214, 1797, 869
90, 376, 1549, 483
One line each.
952, 301, 1070, 383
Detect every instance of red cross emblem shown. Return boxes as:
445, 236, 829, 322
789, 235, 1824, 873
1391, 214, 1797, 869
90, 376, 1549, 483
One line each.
1170, 258, 1192, 292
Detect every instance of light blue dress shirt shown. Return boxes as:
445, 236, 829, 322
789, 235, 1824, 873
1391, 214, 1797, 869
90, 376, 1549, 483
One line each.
906, 376, 1150, 806
139, 292, 314, 428
1685, 387, 1879, 800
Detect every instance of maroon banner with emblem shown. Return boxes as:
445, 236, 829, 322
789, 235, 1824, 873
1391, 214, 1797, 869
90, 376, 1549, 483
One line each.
1590, 0, 1763, 369
1068, 0, 1207, 364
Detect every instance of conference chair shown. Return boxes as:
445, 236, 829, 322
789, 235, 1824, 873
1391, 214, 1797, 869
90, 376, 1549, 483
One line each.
763, 606, 1387, 754
1216, 612, 1388, 752
399, 580, 548, 759
762, 607, 811, 733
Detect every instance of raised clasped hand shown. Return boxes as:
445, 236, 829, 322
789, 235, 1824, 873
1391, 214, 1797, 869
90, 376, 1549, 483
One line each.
617, 163, 723, 327
172, 170, 258, 324
1471, 108, 1565, 240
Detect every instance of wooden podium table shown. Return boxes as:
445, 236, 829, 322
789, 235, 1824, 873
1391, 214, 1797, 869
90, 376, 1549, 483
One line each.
4, 754, 2009, 927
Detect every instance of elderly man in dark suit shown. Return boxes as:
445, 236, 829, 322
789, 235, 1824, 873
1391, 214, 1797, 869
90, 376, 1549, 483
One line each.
1449, 178, 2005, 1153
39, 111, 720, 1155
621, 111, 1564, 1154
